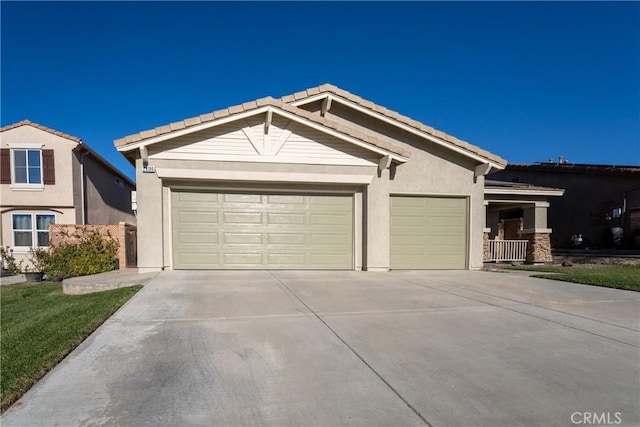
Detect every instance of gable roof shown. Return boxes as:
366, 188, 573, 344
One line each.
114, 84, 506, 168
1, 119, 83, 143
285, 84, 506, 167
114, 96, 411, 160
1, 120, 135, 187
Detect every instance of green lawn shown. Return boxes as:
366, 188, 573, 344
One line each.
514, 265, 640, 291
1, 282, 142, 413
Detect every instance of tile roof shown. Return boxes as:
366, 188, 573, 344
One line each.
115, 96, 412, 158
283, 84, 506, 166
0, 120, 82, 143
505, 163, 640, 176
484, 179, 564, 192
114, 84, 506, 166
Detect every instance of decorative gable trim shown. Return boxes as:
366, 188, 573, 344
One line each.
147, 115, 378, 167
118, 106, 409, 164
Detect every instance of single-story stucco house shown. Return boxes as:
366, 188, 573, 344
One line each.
115, 84, 521, 272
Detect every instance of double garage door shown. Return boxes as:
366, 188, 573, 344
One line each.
171, 191, 353, 269
171, 191, 468, 270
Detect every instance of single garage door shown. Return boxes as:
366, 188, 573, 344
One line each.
390, 196, 468, 269
171, 191, 353, 269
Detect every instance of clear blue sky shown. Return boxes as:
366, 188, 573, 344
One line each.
2, 2, 639, 181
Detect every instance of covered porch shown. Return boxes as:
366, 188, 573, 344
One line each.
484, 181, 564, 264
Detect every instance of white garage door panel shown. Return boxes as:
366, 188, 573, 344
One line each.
172, 191, 353, 269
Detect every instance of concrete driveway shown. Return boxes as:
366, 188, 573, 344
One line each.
3, 270, 639, 426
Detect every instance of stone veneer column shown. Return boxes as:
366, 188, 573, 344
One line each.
483, 229, 491, 262
520, 232, 552, 264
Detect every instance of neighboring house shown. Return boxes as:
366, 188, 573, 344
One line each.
1, 120, 136, 263
490, 163, 640, 249
115, 84, 538, 272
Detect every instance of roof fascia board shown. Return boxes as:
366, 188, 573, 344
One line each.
290, 93, 331, 107
485, 199, 555, 206
118, 106, 409, 163
484, 188, 565, 197
292, 93, 503, 169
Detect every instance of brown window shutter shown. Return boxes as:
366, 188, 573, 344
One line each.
43, 149, 55, 185
0, 149, 10, 184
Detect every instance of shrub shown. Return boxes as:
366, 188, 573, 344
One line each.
0, 246, 21, 274
47, 229, 119, 278
24, 247, 51, 272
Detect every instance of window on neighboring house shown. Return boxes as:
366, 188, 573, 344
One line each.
0, 148, 54, 186
13, 149, 42, 184
12, 213, 55, 248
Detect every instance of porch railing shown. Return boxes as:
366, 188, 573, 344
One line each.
488, 239, 528, 262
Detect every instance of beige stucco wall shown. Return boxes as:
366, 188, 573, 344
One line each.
0, 125, 77, 208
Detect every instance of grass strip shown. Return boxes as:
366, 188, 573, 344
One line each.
1, 282, 142, 412
512, 265, 640, 291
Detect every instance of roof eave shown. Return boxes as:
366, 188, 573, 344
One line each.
290, 91, 507, 169
484, 187, 565, 197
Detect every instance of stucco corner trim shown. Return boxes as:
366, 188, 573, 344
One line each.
155, 168, 373, 185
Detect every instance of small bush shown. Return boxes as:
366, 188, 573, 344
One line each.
0, 247, 21, 274
47, 229, 119, 278
24, 247, 51, 272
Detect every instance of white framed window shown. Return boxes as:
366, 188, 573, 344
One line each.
12, 213, 56, 249
13, 149, 42, 185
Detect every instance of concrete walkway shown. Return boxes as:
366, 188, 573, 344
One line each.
1, 269, 157, 291
63, 269, 159, 294
0, 274, 26, 286
2, 270, 639, 426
